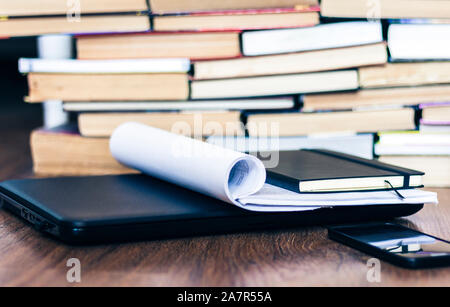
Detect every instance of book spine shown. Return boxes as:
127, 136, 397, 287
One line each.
266, 171, 300, 193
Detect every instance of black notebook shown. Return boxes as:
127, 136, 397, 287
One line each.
263, 149, 424, 193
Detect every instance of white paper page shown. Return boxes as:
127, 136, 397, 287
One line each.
235, 203, 321, 212
238, 184, 438, 207
110, 122, 266, 205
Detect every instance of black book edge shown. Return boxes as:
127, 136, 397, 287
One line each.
266, 170, 300, 193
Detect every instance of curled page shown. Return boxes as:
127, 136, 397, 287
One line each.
110, 122, 266, 205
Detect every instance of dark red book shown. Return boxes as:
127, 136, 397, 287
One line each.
152, 7, 320, 32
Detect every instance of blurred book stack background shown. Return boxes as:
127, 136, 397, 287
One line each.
2, 0, 449, 186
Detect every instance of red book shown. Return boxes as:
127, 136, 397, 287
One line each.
148, 0, 319, 14
152, 7, 320, 32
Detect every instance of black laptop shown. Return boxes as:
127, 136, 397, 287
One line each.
0, 174, 423, 244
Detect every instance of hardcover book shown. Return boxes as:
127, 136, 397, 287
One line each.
153, 8, 319, 32
76, 31, 241, 60
0, 14, 150, 37
77, 111, 244, 137
30, 125, 135, 176
321, 0, 450, 19
0, 0, 148, 16
241, 21, 383, 56
264, 149, 424, 193
246, 108, 416, 136
25, 73, 190, 102
191, 70, 358, 99
194, 43, 387, 80
420, 102, 450, 126
379, 156, 450, 188
302, 86, 450, 111
388, 24, 450, 60
63, 97, 296, 112
148, 0, 318, 14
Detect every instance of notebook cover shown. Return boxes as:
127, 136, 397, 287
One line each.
265, 149, 424, 193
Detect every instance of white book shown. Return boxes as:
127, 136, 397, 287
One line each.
378, 132, 450, 146
242, 21, 383, 56
63, 97, 295, 112
388, 24, 450, 60
207, 134, 374, 160
376, 131, 450, 155
420, 125, 450, 133
375, 144, 450, 156
18, 58, 191, 74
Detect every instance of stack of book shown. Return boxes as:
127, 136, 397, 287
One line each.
14, 0, 450, 187
376, 103, 450, 187
319, 0, 450, 187
19, 0, 319, 175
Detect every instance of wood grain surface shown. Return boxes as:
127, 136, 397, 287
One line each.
0, 109, 449, 287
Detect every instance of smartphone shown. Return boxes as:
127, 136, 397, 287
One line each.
328, 222, 450, 269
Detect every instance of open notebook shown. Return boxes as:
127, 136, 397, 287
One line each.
110, 123, 437, 212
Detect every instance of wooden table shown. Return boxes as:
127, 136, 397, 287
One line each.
0, 110, 449, 287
